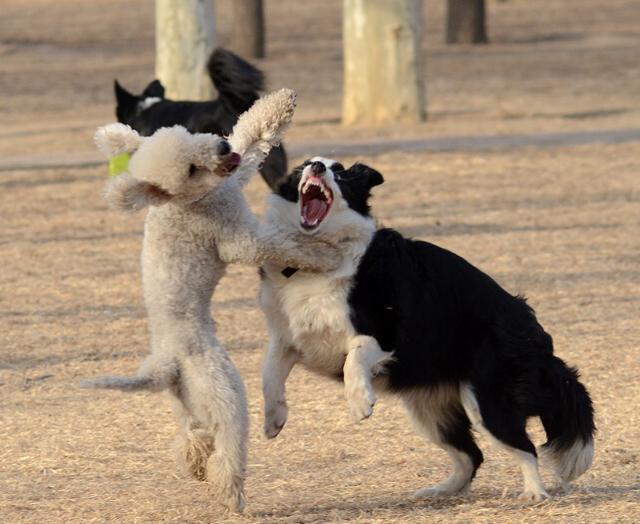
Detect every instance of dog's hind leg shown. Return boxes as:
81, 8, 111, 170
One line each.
175, 349, 249, 513
171, 393, 216, 483
204, 360, 248, 513
403, 385, 483, 498
343, 335, 393, 421
460, 383, 549, 502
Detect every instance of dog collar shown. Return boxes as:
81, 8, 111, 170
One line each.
108, 152, 131, 177
281, 267, 299, 278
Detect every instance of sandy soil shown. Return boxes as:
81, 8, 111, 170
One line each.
1, 1, 639, 522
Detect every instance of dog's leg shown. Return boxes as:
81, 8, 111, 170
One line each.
403, 386, 483, 498
213, 190, 343, 273
460, 383, 549, 502
206, 379, 249, 515
171, 392, 216, 483
262, 337, 298, 438
257, 223, 344, 272
174, 348, 249, 513
343, 335, 393, 421
257, 221, 375, 273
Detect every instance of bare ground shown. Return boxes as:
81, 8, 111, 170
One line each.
1, 1, 639, 522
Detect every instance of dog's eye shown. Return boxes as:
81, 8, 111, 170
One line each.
188, 164, 198, 177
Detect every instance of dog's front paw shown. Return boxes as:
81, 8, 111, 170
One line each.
518, 489, 550, 503
345, 378, 376, 422
264, 400, 288, 439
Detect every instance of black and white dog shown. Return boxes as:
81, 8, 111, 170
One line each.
113, 48, 287, 190
259, 157, 595, 501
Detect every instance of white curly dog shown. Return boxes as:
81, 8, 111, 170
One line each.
81, 89, 340, 513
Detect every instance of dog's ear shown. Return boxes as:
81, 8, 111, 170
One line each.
103, 172, 171, 212
142, 79, 165, 99
95, 123, 144, 158
114, 80, 137, 105
347, 163, 384, 188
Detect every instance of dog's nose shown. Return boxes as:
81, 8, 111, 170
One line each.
310, 161, 326, 175
217, 140, 231, 156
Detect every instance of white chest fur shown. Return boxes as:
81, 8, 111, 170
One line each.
263, 269, 355, 376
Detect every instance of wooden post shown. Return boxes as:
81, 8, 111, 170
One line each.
230, 0, 266, 59
342, 0, 426, 126
155, 0, 216, 100
446, 0, 488, 44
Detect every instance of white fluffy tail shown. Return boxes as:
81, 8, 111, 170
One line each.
541, 438, 594, 485
539, 357, 595, 485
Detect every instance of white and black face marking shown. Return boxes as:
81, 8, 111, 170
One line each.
277, 157, 384, 233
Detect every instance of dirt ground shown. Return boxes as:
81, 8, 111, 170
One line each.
1, 1, 639, 522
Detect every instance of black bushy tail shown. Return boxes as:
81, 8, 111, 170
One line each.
207, 48, 265, 115
539, 356, 595, 483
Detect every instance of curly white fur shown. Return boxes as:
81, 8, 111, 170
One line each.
81, 89, 341, 513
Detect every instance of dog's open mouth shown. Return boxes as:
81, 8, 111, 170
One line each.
218, 152, 241, 176
300, 175, 333, 230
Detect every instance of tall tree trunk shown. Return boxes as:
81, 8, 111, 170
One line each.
230, 0, 266, 58
446, 0, 488, 44
343, 0, 426, 126
155, 0, 216, 100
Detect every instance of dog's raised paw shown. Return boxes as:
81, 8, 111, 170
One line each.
345, 379, 376, 422
264, 401, 288, 438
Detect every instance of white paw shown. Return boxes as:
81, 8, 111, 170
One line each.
264, 400, 288, 439
518, 489, 550, 503
345, 379, 376, 421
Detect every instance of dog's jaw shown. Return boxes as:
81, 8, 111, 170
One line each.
298, 168, 334, 232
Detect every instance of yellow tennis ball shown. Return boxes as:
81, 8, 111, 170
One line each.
108, 152, 131, 177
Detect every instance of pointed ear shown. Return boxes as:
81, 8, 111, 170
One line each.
142, 79, 165, 98
348, 163, 384, 188
103, 172, 171, 212
114, 80, 136, 105
94, 123, 143, 158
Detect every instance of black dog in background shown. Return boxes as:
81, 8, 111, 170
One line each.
113, 48, 287, 191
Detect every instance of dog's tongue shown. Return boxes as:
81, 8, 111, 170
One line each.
304, 199, 328, 222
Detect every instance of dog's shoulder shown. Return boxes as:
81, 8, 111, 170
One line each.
356, 227, 413, 274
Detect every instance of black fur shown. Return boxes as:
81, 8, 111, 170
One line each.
266, 161, 596, 490
348, 226, 595, 460
113, 48, 287, 191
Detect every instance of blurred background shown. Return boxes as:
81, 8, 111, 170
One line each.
1, 2, 639, 523
2, 0, 640, 162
